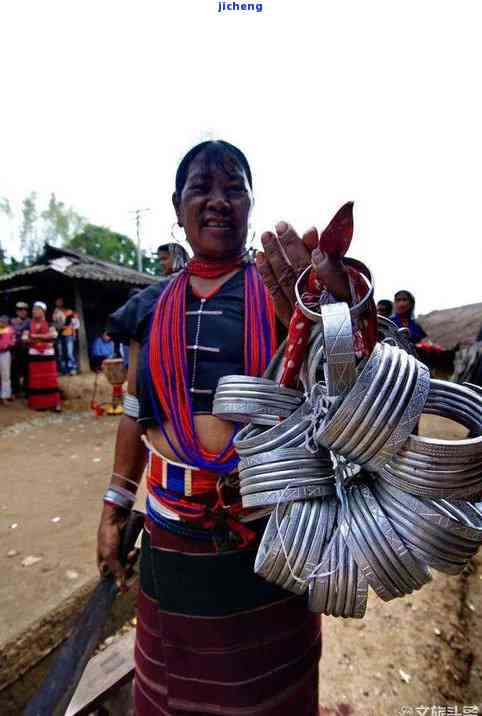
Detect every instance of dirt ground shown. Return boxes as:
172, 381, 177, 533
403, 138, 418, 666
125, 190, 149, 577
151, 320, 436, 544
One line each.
0, 375, 481, 714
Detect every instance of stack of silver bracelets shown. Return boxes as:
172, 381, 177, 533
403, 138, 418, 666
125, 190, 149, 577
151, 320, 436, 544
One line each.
213, 260, 482, 619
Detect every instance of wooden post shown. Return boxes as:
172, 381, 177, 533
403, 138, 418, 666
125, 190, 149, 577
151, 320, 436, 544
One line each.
73, 280, 90, 374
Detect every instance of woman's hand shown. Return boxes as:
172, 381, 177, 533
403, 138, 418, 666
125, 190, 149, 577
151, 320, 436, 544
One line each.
256, 222, 350, 326
96, 504, 138, 592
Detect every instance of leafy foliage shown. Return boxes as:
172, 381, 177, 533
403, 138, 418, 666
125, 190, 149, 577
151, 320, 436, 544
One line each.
41, 193, 85, 247
1, 195, 160, 276
142, 250, 161, 276
68, 224, 139, 266
68, 224, 161, 275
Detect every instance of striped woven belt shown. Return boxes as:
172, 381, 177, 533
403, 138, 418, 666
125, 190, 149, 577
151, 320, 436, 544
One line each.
147, 449, 220, 497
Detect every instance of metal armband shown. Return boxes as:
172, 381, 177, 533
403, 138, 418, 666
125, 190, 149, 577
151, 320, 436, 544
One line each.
123, 393, 140, 419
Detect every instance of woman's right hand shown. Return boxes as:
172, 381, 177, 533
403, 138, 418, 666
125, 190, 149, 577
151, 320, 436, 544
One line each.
256, 222, 351, 327
97, 504, 132, 592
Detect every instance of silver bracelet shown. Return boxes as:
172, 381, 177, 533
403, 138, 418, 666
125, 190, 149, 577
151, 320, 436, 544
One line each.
294, 262, 374, 324
103, 487, 135, 510
123, 393, 140, 419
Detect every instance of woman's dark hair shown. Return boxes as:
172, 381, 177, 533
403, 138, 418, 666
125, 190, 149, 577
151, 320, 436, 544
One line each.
394, 290, 416, 315
174, 140, 253, 199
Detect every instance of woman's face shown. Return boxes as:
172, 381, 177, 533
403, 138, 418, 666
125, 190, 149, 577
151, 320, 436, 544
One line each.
32, 306, 44, 320
173, 152, 253, 260
158, 250, 174, 275
394, 293, 412, 316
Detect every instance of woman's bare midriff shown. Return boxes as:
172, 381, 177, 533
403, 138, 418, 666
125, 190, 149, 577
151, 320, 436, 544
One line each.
146, 414, 237, 463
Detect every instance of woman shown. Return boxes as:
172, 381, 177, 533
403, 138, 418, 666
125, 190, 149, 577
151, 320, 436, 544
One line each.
23, 302, 61, 412
97, 140, 366, 716
157, 242, 189, 276
0, 315, 15, 405
392, 289, 427, 345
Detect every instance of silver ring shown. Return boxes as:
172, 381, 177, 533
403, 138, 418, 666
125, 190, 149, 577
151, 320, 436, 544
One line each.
282, 499, 322, 594
320, 302, 357, 398
316, 342, 385, 448
213, 399, 298, 425
294, 264, 374, 324
241, 483, 336, 508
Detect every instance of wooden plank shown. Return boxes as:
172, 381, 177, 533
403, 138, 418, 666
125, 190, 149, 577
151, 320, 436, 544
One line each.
65, 629, 135, 716
73, 280, 90, 374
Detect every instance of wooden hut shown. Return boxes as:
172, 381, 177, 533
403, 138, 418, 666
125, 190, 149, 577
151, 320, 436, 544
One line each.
0, 245, 157, 372
418, 302, 482, 349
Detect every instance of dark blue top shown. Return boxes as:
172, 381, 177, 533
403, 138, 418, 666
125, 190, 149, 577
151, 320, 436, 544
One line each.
109, 271, 246, 423
390, 314, 427, 344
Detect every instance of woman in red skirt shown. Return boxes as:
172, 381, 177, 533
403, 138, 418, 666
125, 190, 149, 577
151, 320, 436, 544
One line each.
24, 301, 61, 412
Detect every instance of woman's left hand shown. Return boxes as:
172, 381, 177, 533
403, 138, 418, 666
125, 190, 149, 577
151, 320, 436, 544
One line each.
256, 222, 350, 327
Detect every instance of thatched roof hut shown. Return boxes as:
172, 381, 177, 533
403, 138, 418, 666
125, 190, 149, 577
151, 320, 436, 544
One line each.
0, 245, 157, 371
418, 302, 482, 350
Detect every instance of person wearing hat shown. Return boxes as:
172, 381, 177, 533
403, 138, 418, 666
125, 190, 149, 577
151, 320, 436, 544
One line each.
10, 301, 30, 396
0, 315, 15, 404
22, 302, 61, 411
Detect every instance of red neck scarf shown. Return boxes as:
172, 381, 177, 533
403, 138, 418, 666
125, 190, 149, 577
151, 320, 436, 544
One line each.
186, 256, 246, 279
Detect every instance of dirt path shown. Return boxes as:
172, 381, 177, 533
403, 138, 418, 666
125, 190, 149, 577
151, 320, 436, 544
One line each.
0, 401, 481, 714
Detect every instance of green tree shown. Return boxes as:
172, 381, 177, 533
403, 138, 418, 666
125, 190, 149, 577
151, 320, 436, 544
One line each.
41, 193, 85, 246
142, 250, 161, 277
68, 224, 139, 266
0, 242, 6, 274
0, 197, 13, 219
0, 197, 15, 274
19, 192, 39, 263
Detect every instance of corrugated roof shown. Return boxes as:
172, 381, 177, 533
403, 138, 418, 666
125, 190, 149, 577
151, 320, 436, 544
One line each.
0, 245, 157, 287
418, 302, 482, 349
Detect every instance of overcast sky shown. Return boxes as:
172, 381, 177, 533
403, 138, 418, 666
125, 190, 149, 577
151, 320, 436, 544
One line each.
1, 0, 481, 315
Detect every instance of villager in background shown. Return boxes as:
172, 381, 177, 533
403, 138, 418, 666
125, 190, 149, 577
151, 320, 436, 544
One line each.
157, 241, 189, 276
377, 298, 393, 318
23, 301, 61, 412
10, 301, 30, 397
97, 140, 374, 716
52, 296, 79, 375
90, 331, 116, 371
0, 315, 15, 405
392, 289, 427, 344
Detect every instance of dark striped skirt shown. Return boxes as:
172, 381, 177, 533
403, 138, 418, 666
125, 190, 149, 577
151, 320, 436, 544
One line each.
135, 518, 322, 715
28, 353, 60, 410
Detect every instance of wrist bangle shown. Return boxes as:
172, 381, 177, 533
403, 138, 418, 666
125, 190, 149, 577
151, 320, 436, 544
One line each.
103, 487, 135, 511
123, 393, 140, 419
108, 484, 137, 500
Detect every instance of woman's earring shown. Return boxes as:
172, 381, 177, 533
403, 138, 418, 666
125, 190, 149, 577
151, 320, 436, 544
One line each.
170, 222, 184, 243
246, 226, 257, 262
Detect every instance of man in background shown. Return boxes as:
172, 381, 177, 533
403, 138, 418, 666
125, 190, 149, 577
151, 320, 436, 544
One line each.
52, 297, 79, 375
10, 301, 30, 396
